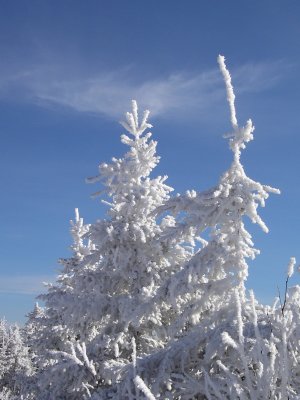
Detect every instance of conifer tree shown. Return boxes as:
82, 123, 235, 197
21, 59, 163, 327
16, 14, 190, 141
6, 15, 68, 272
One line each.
24, 208, 93, 383
123, 56, 280, 398
24, 57, 299, 400
28, 101, 189, 399
0, 319, 33, 399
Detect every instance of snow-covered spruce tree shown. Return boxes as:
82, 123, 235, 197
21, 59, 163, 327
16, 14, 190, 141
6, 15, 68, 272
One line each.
23, 209, 94, 398
25, 302, 45, 362
123, 56, 281, 398
29, 101, 190, 399
29, 209, 92, 361
0, 318, 33, 399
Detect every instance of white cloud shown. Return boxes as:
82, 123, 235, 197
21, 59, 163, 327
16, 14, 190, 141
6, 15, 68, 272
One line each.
0, 59, 289, 120
32, 69, 223, 119
0, 275, 55, 295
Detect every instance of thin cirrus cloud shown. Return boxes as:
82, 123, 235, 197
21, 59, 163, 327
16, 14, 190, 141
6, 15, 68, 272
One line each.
0, 59, 288, 120
0, 275, 55, 295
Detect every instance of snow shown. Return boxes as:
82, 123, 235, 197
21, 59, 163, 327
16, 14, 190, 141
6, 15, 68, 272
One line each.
1, 56, 299, 399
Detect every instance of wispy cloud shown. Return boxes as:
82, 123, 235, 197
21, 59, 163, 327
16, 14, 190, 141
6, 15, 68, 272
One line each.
0, 275, 55, 295
0, 59, 290, 120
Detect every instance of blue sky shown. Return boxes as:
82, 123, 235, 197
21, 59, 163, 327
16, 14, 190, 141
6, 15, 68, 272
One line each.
0, 1, 299, 323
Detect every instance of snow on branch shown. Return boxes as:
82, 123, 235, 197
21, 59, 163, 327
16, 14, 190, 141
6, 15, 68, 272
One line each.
218, 55, 238, 129
49, 341, 96, 377
134, 375, 156, 400
287, 257, 296, 279
120, 100, 153, 137
218, 55, 255, 161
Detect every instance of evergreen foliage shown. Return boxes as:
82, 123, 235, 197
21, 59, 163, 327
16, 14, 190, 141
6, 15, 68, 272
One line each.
1, 56, 298, 399
25, 101, 189, 399
0, 318, 33, 399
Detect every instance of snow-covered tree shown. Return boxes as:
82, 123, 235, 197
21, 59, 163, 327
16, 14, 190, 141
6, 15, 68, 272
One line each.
160, 54, 279, 316
24, 56, 298, 400
35, 209, 92, 354
119, 55, 281, 398
0, 319, 33, 399
28, 101, 190, 399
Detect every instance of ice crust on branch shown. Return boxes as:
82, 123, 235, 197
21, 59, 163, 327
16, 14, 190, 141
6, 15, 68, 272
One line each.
218, 55, 255, 162
134, 376, 156, 400
218, 55, 238, 129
